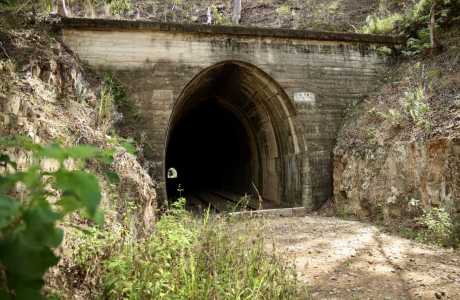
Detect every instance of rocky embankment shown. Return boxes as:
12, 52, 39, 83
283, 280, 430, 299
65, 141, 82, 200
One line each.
333, 29, 460, 233
0, 18, 157, 233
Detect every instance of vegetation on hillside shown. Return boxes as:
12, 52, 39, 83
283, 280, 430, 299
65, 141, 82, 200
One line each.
0, 15, 306, 299
1, 0, 460, 299
47, 199, 306, 299
334, 2, 460, 248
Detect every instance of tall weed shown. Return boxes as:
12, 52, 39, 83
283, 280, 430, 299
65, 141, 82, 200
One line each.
70, 199, 306, 299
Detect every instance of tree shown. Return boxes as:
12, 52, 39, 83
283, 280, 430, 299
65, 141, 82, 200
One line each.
429, 0, 440, 51
232, 0, 241, 24
56, 0, 69, 16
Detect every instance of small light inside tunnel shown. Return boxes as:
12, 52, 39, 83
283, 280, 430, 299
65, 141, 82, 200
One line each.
167, 167, 178, 179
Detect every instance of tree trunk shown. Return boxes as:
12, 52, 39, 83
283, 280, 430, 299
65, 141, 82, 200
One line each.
430, 0, 440, 52
86, 0, 96, 18
232, 0, 241, 24
206, 7, 212, 25
57, 0, 69, 16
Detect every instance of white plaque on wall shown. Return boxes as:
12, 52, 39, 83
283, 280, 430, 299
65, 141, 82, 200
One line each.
294, 92, 316, 105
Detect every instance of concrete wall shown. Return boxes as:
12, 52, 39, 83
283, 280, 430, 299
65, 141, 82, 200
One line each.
60, 18, 394, 208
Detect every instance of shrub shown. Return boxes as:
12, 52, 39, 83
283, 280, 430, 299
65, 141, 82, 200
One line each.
106, 0, 131, 16
0, 137, 109, 299
70, 199, 306, 299
0, 0, 52, 13
276, 4, 291, 16
402, 85, 431, 130
210, 5, 230, 25
361, 14, 403, 34
361, 0, 460, 55
417, 207, 453, 246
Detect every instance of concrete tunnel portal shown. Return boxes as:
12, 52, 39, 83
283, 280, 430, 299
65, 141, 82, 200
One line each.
165, 61, 299, 212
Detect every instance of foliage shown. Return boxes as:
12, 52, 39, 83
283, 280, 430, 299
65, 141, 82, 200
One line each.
402, 85, 431, 130
417, 207, 453, 246
378, 108, 403, 127
100, 73, 140, 130
97, 74, 116, 128
0, 137, 109, 299
276, 4, 290, 16
397, 200, 459, 248
361, 13, 403, 34
105, 0, 131, 16
361, 0, 460, 55
211, 5, 230, 25
69, 199, 306, 299
0, 0, 53, 13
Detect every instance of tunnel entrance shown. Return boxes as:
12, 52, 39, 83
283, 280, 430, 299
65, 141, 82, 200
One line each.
166, 99, 254, 205
165, 61, 299, 212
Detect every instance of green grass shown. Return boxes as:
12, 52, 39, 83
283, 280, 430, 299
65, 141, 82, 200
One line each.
59, 199, 308, 299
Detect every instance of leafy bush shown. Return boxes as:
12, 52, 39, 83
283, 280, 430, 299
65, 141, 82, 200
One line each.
70, 199, 306, 299
106, 0, 131, 16
0, 0, 52, 13
417, 207, 453, 246
0, 137, 109, 299
361, 0, 460, 54
211, 5, 230, 25
402, 85, 431, 130
361, 14, 403, 34
276, 4, 291, 16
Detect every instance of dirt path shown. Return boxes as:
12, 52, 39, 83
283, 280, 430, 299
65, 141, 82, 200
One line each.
260, 215, 460, 300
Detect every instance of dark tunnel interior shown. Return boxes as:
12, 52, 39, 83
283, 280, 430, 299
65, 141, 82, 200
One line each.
165, 99, 254, 203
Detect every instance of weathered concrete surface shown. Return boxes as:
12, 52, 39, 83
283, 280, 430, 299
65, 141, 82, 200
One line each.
59, 18, 399, 208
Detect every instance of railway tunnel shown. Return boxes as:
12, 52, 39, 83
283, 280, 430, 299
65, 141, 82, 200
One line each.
165, 61, 299, 212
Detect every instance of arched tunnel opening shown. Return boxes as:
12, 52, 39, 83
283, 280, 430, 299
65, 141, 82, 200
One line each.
165, 61, 297, 212
166, 99, 254, 206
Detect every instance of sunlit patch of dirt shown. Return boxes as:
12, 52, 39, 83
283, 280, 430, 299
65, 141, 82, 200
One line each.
256, 216, 460, 299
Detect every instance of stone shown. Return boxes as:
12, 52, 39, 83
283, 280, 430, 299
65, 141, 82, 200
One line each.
6, 94, 21, 115
60, 18, 397, 208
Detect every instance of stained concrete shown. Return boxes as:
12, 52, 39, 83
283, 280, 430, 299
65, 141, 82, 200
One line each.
59, 18, 401, 209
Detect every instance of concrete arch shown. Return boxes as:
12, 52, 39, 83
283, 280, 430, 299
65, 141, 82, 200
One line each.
165, 60, 305, 207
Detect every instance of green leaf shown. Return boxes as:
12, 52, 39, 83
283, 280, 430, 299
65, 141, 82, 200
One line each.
38, 144, 100, 161
98, 148, 115, 165
57, 195, 83, 214
0, 236, 59, 281
105, 171, 120, 184
54, 170, 101, 218
0, 136, 41, 153
13, 285, 45, 300
0, 175, 17, 194
93, 210, 105, 226
0, 154, 16, 170
65, 145, 100, 160
120, 139, 137, 155
37, 144, 66, 161
0, 289, 12, 300
0, 195, 20, 230
22, 206, 62, 249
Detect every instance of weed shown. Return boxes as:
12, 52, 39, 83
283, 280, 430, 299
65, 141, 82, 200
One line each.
69, 199, 307, 299
211, 5, 230, 25
417, 207, 453, 246
402, 85, 431, 131
276, 4, 290, 16
361, 14, 402, 34
106, 0, 131, 16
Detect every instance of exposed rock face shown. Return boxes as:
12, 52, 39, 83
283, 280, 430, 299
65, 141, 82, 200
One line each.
0, 26, 157, 233
333, 28, 460, 222
334, 138, 460, 220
